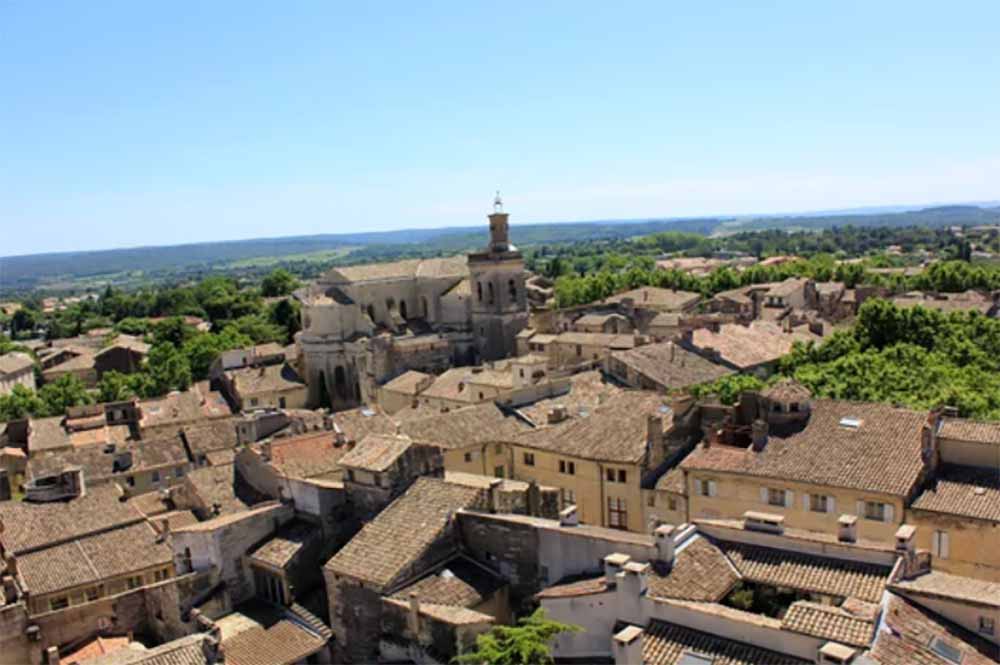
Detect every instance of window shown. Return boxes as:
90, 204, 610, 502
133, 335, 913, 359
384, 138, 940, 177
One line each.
126, 476, 135, 487
494, 465, 505, 479
863, 501, 888, 522
478, 392, 484, 400
49, 596, 69, 611
85, 587, 100, 602
696, 479, 716, 497
151, 470, 161, 484
508, 279, 517, 301
608, 497, 628, 529
618, 469, 627, 483
810, 494, 830, 513
279, 397, 286, 409
575, 344, 582, 357
606, 468, 615, 482
561, 488, 575, 504
154, 569, 169, 582
979, 616, 995, 636
932, 530, 950, 559
250, 397, 258, 407
647, 493, 655, 507
668, 496, 678, 511
767, 488, 787, 507
523, 452, 535, 466
488, 282, 495, 305
175, 467, 184, 478
464, 452, 473, 463
477, 282, 483, 302
126, 576, 143, 590
346, 469, 355, 482
519, 368, 524, 378
559, 460, 575, 475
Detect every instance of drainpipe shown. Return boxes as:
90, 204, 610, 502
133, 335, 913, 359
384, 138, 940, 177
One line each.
598, 462, 607, 528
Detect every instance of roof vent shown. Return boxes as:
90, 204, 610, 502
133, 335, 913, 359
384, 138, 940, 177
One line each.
360, 408, 375, 417
929, 637, 963, 664
973, 487, 986, 496
839, 417, 862, 430
678, 652, 715, 665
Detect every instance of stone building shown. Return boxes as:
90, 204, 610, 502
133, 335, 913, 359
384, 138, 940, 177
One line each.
296, 196, 528, 411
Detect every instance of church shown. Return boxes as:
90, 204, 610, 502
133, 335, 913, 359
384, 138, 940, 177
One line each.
295, 196, 529, 410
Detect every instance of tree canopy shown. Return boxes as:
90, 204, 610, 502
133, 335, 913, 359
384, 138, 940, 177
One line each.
453, 609, 579, 665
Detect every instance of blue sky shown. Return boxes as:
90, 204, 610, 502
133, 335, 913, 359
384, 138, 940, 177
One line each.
2, 1, 999, 256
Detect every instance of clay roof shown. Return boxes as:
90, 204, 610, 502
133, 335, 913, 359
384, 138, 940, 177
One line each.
516, 370, 625, 426
184, 464, 252, 516
181, 418, 239, 456
400, 403, 528, 450
611, 342, 734, 389
97, 335, 150, 356
325, 256, 467, 284
815, 281, 846, 296
329, 405, 397, 443
0, 351, 34, 375
765, 277, 809, 298
655, 467, 686, 494
892, 290, 994, 315
61, 636, 132, 663
249, 521, 318, 569
325, 477, 485, 589
43, 351, 96, 374
552, 331, 638, 349
83, 634, 216, 665
415, 367, 474, 402
139, 384, 232, 429
17, 521, 172, 595
761, 378, 812, 403
339, 433, 415, 472
716, 540, 891, 603
515, 391, 670, 463
689, 321, 819, 370
391, 556, 504, 607
223, 618, 327, 665
26, 416, 72, 452
641, 618, 810, 665
681, 399, 929, 497
0, 484, 142, 554
381, 370, 432, 395
891, 570, 1000, 608
605, 287, 701, 311
535, 576, 609, 599
28, 433, 189, 484
267, 430, 352, 480
646, 536, 739, 602
575, 312, 628, 326
383, 597, 495, 626
910, 464, 1000, 522
780, 601, 874, 647
938, 418, 1000, 444
869, 593, 998, 664
230, 363, 305, 397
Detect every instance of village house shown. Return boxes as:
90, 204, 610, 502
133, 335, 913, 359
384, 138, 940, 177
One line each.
0, 352, 35, 396
219, 362, 308, 411
40, 349, 98, 387
92, 334, 150, 378
604, 287, 702, 314
681, 320, 821, 376
680, 383, 937, 543
608, 341, 734, 393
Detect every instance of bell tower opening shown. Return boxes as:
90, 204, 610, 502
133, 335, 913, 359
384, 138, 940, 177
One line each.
488, 190, 510, 252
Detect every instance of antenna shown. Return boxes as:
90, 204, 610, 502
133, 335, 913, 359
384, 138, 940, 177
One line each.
493, 190, 503, 213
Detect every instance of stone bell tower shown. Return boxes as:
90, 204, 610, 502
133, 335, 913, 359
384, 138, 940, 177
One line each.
468, 192, 529, 361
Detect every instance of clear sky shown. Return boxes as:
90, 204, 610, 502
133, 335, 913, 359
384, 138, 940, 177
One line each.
2, 1, 999, 256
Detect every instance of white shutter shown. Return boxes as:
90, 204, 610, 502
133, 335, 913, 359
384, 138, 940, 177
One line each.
856, 500, 865, 518
784, 491, 794, 508
708, 480, 718, 497
828, 496, 836, 514
940, 531, 950, 559
885, 504, 895, 523
803, 494, 811, 511
760, 487, 769, 504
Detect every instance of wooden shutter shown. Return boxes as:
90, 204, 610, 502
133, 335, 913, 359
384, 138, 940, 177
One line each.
856, 500, 865, 518
828, 496, 836, 514
760, 487, 769, 504
784, 491, 794, 508
708, 480, 718, 497
885, 503, 895, 523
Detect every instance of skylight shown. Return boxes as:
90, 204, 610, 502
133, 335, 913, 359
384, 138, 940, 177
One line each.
929, 637, 963, 664
839, 417, 862, 429
678, 652, 715, 665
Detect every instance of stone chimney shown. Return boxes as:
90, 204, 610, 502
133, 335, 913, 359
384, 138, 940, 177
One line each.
45, 646, 60, 665
604, 553, 630, 587
612, 625, 643, 665
526, 481, 541, 517
921, 412, 940, 475
654, 524, 675, 567
547, 405, 568, 424
751, 419, 769, 452
407, 592, 421, 636
621, 561, 649, 596
838, 514, 858, 543
559, 505, 578, 527
2, 575, 18, 604
646, 414, 664, 451
488, 478, 502, 514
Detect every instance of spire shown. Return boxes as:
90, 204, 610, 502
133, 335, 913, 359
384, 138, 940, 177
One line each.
493, 190, 503, 214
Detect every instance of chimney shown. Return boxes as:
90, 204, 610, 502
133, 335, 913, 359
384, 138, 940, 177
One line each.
838, 514, 858, 543
895, 524, 916, 557
751, 419, 769, 451
621, 561, 649, 596
654, 524, 676, 565
921, 413, 940, 474
646, 415, 664, 451
407, 592, 421, 636
559, 505, 578, 527
488, 478, 502, 514
45, 646, 60, 665
2, 575, 17, 604
260, 440, 272, 461
4, 553, 17, 579
818, 642, 857, 665
526, 481, 541, 516
612, 625, 643, 665
547, 405, 567, 424
604, 553, 630, 587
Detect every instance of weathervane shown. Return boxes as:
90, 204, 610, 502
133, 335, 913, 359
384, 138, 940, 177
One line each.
493, 190, 503, 213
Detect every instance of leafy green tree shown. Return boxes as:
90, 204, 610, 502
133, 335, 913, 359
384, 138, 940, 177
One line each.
97, 370, 154, 402
231, 314, 285, 344
690, 374, 765, 405
0, 384, 47, 420
147, 343, 192, 394
37, 374, 93, 415
261, 269, 300, 297
453, 609, 579, 665
269, 298, 302, 343
181, 327, 253, 380
151, 316, 197, 348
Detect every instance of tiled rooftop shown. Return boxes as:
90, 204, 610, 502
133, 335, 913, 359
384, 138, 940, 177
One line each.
681, 399, 930, 497
391, 556, 504, 608
641, 618, 810, 665
688, 321, 819, 369
646, 536, 739, 603
891, 570, 1000, 608
267, 430, 353, 480
869, 593, 998, 664
339, 433, 415, 472
400, 402, 528, 450
183, 464, 253, 516
381, 370, 432, 395
911, 464, 1000, 522
780, 600, 874, 647
515, 370, 624, 426
611, 342, 733, 390
938, 417, 1000, 444
604, 287, 701, 311
248, 521, 318, 570
325, 477, 485, 589
181, 418, 240, 456
230, 363, 305, 397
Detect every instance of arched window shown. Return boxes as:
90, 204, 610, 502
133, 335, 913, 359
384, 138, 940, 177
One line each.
488, 282, 495, 305
366, 304, 376, 323
400, 300, 408, 319
477, 282, 483, 302
334, 366, 347, 400
421, 296, 429, 318
508, 279, 517, 301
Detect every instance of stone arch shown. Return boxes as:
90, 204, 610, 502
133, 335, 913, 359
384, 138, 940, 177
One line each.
487, 282, 495, 305
317, 370, 331, 408
508, 278, 517, 302
477, 282, 483, 302
334, 366, 348, 400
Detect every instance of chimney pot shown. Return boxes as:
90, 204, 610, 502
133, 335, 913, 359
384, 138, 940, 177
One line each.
751, 419, 769, 452
559, 504, 578, 527
654, 524, 676, 565
838, 514, 858, 543
604, 553, 630, 587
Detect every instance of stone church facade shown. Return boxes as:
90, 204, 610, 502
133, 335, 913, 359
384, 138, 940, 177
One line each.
295, 200, 529, 410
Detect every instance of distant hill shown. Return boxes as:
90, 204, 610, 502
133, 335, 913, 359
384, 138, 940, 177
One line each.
2, 203, 998, 295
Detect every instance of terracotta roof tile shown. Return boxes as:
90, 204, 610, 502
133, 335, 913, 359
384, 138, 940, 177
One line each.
681, 399, 929, 497
339, 434, 415, 472
516, 371, 624, 426
230, 364, 305, 397
268, 430, 353, 480
891, 570, 1000, 608
689, 321, 819, 370
223, 619, 326, 665
911, 464, 1000, 522
249, 521, 317, 569
400, 403, 528, 450
605, 287, 701, 311
642, 618, 810, 665
611, 342, 733, 390
647, 536, 739, 602
391, 556, 504, 607
381, 370, 433, 395
780, 600, 874, 647
938, 418, 1000, 445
